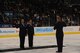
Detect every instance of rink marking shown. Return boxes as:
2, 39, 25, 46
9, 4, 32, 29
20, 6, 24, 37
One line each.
35, 32, 80, 36
0, 32, 80, 38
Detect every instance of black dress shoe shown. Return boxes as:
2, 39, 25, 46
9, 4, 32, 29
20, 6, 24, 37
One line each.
20, 47, 25, 49
29, 46, 33, 48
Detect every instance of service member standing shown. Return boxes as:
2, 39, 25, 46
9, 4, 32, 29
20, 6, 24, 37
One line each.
17, 19, 27, 49
27, 19, 34, 48
54, 15, 66, 53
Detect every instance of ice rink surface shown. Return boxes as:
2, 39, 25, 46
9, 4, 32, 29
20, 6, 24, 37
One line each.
0, 34, 80, 53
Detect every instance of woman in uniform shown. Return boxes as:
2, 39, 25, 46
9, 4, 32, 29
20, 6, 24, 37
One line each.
54, 15, 66, 53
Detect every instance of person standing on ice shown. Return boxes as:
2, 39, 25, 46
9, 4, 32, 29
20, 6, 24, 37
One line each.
54, 15, 66, 53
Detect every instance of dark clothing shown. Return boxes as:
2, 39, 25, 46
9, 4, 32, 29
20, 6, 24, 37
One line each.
19, 24, 27, 35
54, 22, 66, 52
19, 35, 25, 48
28, 34, 33, 47
27, 24, 34, 47
19, 24, 27, 48
15, 23, 27, 48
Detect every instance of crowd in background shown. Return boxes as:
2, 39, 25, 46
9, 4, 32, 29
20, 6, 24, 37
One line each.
0, 0, 80, 27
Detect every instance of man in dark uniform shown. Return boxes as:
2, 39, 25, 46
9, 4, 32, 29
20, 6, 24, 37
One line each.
16, 19, 27, 49
27, 19, 34, 48
54, 15, 66, 53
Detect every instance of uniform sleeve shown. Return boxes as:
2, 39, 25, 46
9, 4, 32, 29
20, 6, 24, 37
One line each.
54, 23, 57, 30
26, 24, 28, 30
26, 24, 29, 29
